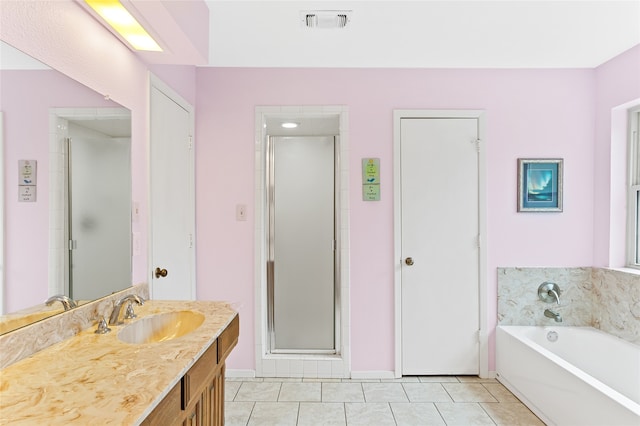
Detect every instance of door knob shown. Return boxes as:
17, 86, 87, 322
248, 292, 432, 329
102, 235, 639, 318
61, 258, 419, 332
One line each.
405, 257, 414, 266
155, 267, 168, 278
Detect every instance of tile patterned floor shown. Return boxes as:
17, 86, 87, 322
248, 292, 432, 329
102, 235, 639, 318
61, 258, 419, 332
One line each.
225, 376, 545, 425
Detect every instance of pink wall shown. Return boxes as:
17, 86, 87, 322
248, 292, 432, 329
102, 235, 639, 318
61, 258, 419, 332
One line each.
195, 67, 597, 372
593, 45, 640, 267
1, 70, 118, 312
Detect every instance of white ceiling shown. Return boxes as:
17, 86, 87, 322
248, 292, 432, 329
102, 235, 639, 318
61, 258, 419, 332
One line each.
206, 0, 640, 68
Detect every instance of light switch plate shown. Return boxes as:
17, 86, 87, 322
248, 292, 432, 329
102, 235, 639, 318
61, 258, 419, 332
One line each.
236, 204, 247, 221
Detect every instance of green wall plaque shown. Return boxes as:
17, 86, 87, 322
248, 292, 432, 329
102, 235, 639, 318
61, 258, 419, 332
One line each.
362, 158, 380, 201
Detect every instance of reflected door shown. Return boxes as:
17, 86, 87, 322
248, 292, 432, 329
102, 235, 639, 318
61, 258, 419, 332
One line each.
68, 126, 131, 300
268, 136, 336, 353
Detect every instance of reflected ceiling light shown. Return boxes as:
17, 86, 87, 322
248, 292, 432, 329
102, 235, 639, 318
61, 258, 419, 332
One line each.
281, 122, 299, 129
84, 0, 163, 51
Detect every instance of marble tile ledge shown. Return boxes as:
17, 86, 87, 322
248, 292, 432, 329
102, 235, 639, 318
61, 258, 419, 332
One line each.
0, 284, 150, 369
0, 300, 238, 425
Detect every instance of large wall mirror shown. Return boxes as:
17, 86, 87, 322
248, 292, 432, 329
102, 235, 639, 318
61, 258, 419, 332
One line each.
0, 41, 133, 332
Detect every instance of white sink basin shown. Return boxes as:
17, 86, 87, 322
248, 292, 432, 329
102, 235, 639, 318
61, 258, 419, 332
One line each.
117, 311, 205, 344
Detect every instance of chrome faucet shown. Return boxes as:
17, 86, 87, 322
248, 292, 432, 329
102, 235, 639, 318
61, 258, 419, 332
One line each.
544, 309, 563, 322
109, 294, 145, 325
45, 295, 78, 311
548, 289, 561, 305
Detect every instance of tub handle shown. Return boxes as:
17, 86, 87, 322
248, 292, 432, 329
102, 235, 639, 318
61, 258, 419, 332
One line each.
538, 282, 561, 304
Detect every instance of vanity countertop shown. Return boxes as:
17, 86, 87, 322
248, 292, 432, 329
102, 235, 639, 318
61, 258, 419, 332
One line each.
0, 300, 238, 425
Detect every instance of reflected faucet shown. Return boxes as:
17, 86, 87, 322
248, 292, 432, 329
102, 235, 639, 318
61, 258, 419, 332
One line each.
109, 294, 145, 325
544, 309, 563, 322
45, 295, 78, 311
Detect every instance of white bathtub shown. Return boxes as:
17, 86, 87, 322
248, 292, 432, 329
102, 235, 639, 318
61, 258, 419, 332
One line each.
496, 326, 640, 426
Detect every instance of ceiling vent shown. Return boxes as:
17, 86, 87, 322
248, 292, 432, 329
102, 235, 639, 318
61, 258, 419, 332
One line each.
302, 10, 351, 29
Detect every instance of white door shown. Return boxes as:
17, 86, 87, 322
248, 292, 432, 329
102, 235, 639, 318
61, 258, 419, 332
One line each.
400, 117, 480, 375
149, 83, 195, 300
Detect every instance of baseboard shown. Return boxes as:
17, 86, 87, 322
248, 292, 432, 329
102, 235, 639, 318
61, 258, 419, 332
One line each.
226, 369, 256, 378
350, 371, 396, 380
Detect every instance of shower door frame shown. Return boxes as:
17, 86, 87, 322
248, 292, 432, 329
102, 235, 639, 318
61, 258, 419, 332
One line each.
266, 135, 341, 355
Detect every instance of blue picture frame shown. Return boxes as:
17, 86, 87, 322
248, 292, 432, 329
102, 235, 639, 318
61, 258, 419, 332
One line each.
517, 158, 563, 212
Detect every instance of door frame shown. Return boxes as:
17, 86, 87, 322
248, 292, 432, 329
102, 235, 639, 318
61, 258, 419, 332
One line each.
393, 109, 488, 378
148, 74, 196, 299
47, 107, 131, 298
254, 106, 351, 378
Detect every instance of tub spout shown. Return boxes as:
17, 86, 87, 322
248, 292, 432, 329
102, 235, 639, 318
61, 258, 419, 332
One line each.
544, 309, 562, 322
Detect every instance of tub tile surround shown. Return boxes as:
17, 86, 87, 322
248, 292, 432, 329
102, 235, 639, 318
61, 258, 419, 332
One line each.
0, 283, 149, 368
498, 267, 640, 344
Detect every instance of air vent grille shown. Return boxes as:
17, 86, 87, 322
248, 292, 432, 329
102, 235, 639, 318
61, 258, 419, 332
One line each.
302, 10, 351, 29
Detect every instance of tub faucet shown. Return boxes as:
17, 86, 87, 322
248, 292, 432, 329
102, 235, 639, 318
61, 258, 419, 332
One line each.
544, 309, 563, 322
109, 294, 145, 325
45, 295, 78, 311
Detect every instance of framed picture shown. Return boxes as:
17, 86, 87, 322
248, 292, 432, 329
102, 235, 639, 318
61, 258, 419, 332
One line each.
517, 158, 563, 212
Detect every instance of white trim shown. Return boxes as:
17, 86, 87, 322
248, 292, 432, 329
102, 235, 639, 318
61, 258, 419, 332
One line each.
0, 112, 4, 314
393, 109, 488, 378
627, 106, 640, 268
147, 74, 197, 300
254, 106, 350, 378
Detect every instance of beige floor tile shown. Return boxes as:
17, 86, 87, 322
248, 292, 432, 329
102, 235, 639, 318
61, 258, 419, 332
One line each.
235, 381, 282, 402
345, 403, 396, 425
381, 376, 421, 383
225, 380, 242, 402
248, 402, 299, 426
279, 382, 322, 402
402, 383, 453, 403
298, 402, 346, 426
362, 382, 409, 402
390, 402, 446, 426
419, 376, 460, 383
457, 376, 498, 383
435, 402, 495, 425
481, 402, 546, 425
322, 382, 365, 402
482, 383, 520, 403
443, 383, 498, 402
225, 401, 255, 426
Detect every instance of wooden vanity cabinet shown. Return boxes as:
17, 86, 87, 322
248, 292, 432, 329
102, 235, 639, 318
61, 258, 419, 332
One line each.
142, 315, 239, 426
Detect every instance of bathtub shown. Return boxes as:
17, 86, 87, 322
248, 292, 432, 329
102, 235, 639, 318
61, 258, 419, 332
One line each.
496, 326, 640, 426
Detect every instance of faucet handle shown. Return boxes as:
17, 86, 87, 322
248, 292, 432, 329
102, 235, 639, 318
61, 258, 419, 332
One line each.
95, 316, 111, 334
124, 302, 138, 320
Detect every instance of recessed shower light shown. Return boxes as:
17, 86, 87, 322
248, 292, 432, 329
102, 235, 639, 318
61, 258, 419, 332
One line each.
281, 122, 299, 129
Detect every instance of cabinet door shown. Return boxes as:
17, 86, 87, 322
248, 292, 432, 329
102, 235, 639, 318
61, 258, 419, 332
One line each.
203, 367, 225, 426
184, 392, 203, 426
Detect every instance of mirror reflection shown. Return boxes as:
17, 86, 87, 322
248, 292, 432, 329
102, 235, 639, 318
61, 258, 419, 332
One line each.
0, 41, 133, 333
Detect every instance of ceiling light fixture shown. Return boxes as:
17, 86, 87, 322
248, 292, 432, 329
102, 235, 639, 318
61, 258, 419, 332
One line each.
302, 10, 351, 29
281, 122, 299, 129
84, 0, 163, 51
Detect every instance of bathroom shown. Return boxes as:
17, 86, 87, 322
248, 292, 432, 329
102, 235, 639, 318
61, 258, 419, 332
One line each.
1, 1, 640, 424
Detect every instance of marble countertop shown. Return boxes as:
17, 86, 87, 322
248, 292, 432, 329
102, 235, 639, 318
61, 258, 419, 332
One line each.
0, 300, 238, 425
